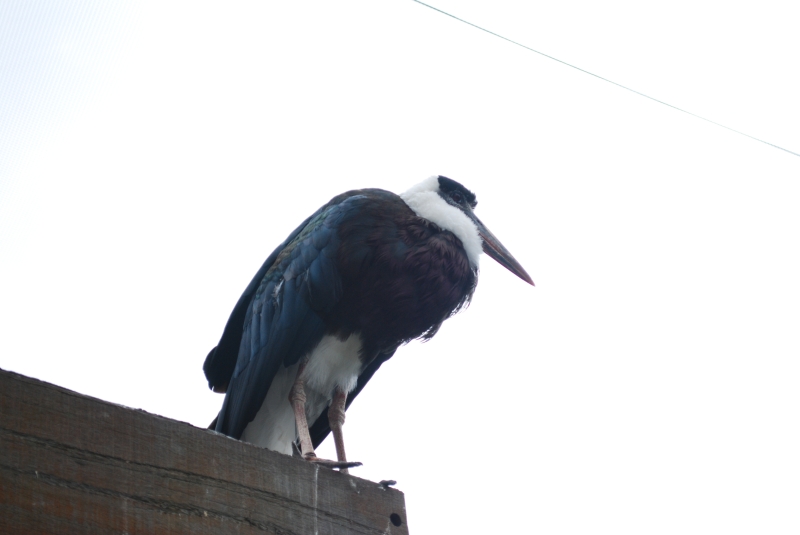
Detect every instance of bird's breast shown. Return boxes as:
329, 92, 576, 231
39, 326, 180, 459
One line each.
330, 208, 477, 352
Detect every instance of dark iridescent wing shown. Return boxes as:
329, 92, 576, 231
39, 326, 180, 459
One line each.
205, 193, 368, 439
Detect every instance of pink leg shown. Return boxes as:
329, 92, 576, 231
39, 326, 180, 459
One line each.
288, 364, 362, 471
328, 389, 351, 474
288, 360, 316, 460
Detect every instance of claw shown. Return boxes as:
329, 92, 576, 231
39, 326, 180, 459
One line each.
306, 456, 363, 470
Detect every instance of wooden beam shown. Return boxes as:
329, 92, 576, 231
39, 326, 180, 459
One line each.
0, 368, 409, 534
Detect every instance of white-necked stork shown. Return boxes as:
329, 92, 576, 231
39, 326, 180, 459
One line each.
204, 176, 533, 471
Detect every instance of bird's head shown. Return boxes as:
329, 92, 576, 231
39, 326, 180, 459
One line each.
401, 175, 534, 285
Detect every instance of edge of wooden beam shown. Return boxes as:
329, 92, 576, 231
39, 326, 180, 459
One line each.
0, 368, 409, 534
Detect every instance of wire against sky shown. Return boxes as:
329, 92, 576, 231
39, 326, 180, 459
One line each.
411, 0, 800, 159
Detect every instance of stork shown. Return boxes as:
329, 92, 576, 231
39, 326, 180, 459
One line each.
204, 175, 533, 471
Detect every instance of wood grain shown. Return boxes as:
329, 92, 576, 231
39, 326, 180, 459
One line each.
0, 368, 409, 534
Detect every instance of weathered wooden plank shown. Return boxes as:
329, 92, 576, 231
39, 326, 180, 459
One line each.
0, 368, 409, 534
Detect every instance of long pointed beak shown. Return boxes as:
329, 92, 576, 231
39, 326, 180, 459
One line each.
473, 216, 534, 286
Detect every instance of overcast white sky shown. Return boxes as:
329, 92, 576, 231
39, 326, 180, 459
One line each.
1, 1, 799, 533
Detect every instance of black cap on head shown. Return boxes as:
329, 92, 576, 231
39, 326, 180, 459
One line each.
437, 176, 477, 208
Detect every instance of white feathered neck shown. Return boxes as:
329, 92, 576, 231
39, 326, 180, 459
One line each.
400, 176, 482, 268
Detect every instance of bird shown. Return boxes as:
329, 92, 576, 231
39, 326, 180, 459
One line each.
203, 175, 533, 471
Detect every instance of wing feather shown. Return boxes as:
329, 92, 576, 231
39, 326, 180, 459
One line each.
205, 194, 368, 439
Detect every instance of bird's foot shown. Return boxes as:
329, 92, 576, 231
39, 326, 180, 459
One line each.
304, 454, 362, 470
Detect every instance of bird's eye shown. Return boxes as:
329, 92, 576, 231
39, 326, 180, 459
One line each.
451, 192, 463, 204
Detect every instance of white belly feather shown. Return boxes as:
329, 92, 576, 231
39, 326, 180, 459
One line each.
241, 334, 364, 454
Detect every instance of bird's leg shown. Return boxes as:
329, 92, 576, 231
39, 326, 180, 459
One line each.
328, 388, 352, 474
288, 359, 316, 460
288, 363, 362, 471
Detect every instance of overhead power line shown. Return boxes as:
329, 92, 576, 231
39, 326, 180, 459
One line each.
411, 0, 800, 159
